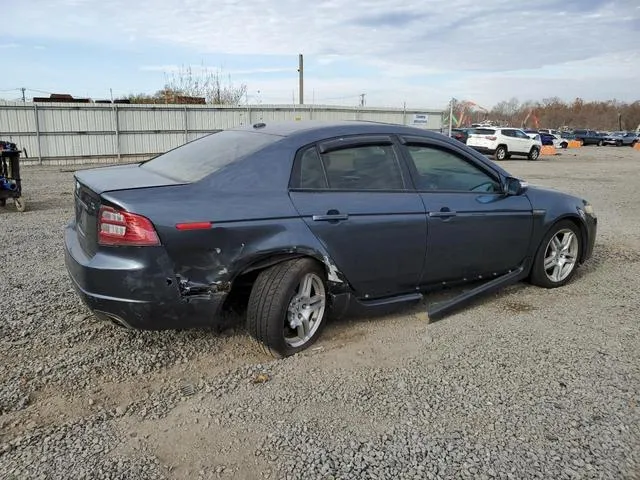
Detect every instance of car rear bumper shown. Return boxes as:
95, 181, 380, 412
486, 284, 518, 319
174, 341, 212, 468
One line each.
64, 222, 227, 330
467, 146, 496, 154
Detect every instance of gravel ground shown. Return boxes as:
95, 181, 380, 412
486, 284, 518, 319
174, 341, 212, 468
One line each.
1, 146, 639, 479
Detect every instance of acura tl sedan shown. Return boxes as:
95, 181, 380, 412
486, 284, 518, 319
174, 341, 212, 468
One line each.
64, 121, 597, 357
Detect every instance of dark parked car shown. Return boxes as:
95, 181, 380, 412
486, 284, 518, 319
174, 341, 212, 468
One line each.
568, 129, 605, 146
64, 121, 598, 357
603, 131, 638, 146
449, 128, 473, 144
524, 130, 556, 146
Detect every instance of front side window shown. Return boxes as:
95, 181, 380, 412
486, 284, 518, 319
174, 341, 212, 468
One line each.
406, 145, 501, 193
320, 144, 404, 190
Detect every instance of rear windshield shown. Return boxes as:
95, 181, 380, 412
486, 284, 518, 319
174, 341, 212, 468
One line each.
473, 128, 495, 135
140, 130, 280, 182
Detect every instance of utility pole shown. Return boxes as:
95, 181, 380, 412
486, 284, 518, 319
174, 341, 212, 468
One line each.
359, 93, 366, 107
448, 97, 454, 137
298, 54, 304, 105
21, 88, 26, 102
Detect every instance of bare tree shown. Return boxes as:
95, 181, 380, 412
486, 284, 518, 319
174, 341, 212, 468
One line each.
163, 65, 247, 105
481, 97, 640, 131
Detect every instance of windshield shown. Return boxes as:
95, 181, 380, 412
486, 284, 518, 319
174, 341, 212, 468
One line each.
140, 129, 281, 182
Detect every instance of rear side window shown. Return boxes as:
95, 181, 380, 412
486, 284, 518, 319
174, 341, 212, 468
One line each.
321, 145, 404, 190
140, 130, 280, 182
291, 143, 405, 191
298, 147, 327, 189
474, 129, 495, 135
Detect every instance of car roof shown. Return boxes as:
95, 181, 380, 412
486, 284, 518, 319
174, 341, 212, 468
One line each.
227, 119, 444, 139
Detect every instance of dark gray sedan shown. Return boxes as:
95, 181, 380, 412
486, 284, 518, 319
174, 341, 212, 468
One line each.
64, 121, 597, 357
603, 131, 639, 146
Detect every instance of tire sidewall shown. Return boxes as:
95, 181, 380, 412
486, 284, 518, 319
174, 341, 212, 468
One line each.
529, 147, 540, 160
530, 220, 581, 289
264, 260, 328, 357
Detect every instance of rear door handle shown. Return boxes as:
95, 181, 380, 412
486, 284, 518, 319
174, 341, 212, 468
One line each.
429, 208, 457, 218
312, 213, 349, 221
312, 209, 349, 222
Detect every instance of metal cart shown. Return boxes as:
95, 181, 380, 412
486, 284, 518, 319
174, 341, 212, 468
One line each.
0, 142, 26, 212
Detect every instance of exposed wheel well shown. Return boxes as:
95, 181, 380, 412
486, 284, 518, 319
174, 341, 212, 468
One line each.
221, 254, 328, 315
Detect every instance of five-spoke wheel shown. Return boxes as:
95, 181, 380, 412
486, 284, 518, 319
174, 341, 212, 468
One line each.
530, 220, 582, 288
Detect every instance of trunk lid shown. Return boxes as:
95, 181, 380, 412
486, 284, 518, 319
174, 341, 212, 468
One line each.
73, 163, 185, 256
74, 163, 185, 195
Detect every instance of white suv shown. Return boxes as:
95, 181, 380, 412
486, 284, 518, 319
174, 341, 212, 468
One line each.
467, 127, 542, 161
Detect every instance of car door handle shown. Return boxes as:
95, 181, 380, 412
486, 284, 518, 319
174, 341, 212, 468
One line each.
429, 208, 457, 218
312, 213, 349, 222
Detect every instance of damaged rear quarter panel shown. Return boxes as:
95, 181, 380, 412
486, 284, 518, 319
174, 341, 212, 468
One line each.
102, 150, 347, 295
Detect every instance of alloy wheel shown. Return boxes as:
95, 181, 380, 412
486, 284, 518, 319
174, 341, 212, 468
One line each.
285, 272, 326, 348
543, 229, 579, 283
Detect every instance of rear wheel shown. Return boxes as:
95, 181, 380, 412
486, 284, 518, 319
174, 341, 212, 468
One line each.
246, 258, 328, 357
14, 197, 26, 212
528, 147, 540, 160
561, 142, 568, 149
530, 220, 581, 289
494, 145, 508, 161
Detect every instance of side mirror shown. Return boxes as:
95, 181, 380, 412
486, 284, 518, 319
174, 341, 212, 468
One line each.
504, 177, 527, 196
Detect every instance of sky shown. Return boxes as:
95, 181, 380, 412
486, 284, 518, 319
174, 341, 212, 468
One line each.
0, 0, 639, 110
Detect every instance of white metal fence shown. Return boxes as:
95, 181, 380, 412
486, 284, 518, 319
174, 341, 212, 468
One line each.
0, 102, 444, 165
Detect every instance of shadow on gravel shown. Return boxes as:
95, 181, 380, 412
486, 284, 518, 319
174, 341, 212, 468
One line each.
0, 198, 72, 214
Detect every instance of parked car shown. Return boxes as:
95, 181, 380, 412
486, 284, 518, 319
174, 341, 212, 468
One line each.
567, 129, 605, 146
603, 131, 638, 146
538, 128, 562, 136
64, 121, 597, 357
525, 131, 568, 149
466, 127, 542, 160
449, 128, 474, 144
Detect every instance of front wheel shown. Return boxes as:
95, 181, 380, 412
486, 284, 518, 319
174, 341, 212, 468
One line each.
528, 147, 540, 160
529, 220, 581, 289
561, 142, 568, 149
246, 258, 328, 357
597, 140, 603, 146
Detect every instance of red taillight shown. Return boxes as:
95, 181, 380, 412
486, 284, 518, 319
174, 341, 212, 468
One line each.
485, 135, 497, 141
98, 206, 160, 246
